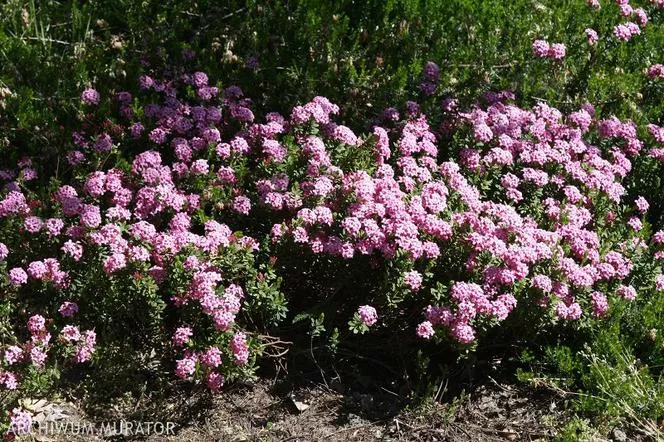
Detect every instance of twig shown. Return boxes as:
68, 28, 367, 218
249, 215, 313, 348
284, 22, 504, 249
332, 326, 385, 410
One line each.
257, 335, 294, 346
22, 36, 71, 45
444, 63, 514, 69
263, 348, 290, 358
322, 420, 384, 439
394, 418, 412, 429
434, 377, 448, 402
530, 96, 574, 105
310, 335, 329, 390
465, 424, 550, 439
380, 386, 401, 398
219, 7, 248, 21
258, 334, 292, 358
451, 422, 472, 439
487, 375, 509, 392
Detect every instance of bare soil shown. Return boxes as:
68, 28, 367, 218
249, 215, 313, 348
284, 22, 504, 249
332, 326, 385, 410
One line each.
25, 379, 581, 442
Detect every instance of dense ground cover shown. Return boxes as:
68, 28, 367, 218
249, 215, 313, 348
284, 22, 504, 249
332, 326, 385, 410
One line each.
2, 0, 664, 439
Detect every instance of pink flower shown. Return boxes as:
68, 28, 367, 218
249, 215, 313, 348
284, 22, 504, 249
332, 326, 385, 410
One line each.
62, 241, 84, 261
206, 372, 225, 391
4, 346, 23, 365
81, 88, 100, 105
27, 314, 46, 334
647, 64, 664, 79
9, 408, 33, 435
172, 327, 193, 347
27, 261, 48, 279
9, 267, 28, 286
403, 270, 423, 291
567, 302, 583, 320
175, 356, 197, 379
635, 196, 649, 213
80, 205, 102, 228
45, 218, 64, 236
230, 332, 249, 365
0, 371, 18, 390
201, 346, 222, 368
591, 292, 609, 317
84, 171, 106, 197
619, 3, 633, 16
190, 159, 210, 175
532, 275, 553, 293
451, 323, 476, 344
656, 275, 664, 291
532, 40, 550, 57
616, 285, 637, 301
548, 43, 566, 60
357, 305, 378, 326
24, 216, 43, 233
58, 301, 79, 317
423, 61, 440, 82
614, 23, 640, 41
30, 346, 47, 367
416, 321, 435, 339
232, 196, 251, 215
149, 127, 168, 145
634, 8, 648, 26
585, 28, 599, 45
75, 344, 95, 363
103, 253, 127, 274
67, 150, 85, 165
628, 216, 642, 231
60, 325, 81, 342
94, 133, 113, 152
0, 242, 8, 261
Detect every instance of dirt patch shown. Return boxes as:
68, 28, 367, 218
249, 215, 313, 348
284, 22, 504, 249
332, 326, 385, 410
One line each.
19, 379, 581, 441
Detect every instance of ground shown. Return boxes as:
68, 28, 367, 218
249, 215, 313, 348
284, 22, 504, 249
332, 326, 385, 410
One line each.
22, 377, 639, 442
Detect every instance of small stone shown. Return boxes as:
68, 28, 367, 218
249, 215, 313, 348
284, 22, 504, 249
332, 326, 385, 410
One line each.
648, 328, 657, 341
290, 397, 309, 413
612, 428, 627, 442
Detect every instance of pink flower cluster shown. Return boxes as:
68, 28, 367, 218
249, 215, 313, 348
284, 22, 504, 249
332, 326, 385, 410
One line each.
585, 1, 649, 43
419, 61, 440, 96
532, 40, 566, 59
614, 22, 642, 40
0, 75, 273, 393
358, 305, 378, 326
1, 313, 93, 392
241, 83, 654, 345
174, 343, 227, 390
80, 88, 100, 106
585, 28, 599, 45
647, 64, 664, 78
8, 408, 33, 435
647, 124, 664, 161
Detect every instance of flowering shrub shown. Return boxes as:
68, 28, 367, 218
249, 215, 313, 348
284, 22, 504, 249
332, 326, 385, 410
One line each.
0, 70, 291, 433
5, 59, 664, 402
2, 53, 664, 420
